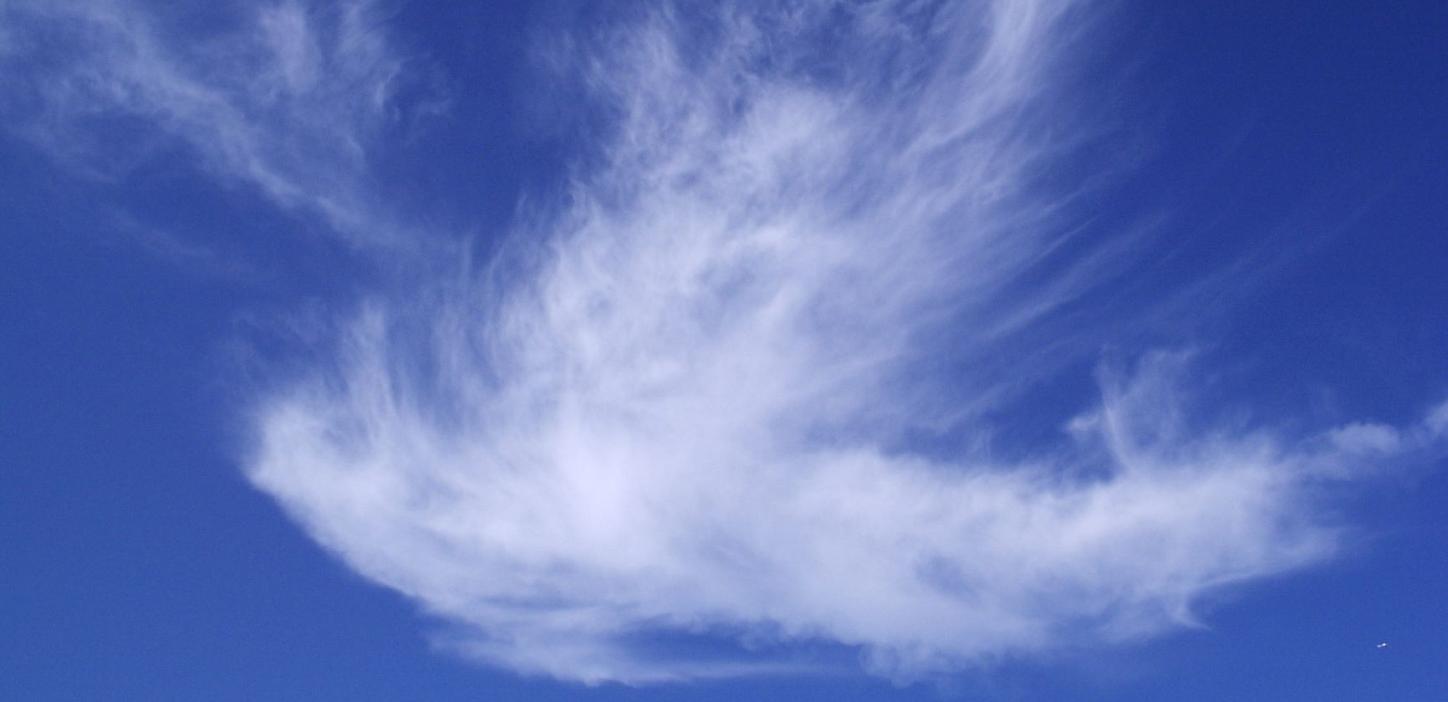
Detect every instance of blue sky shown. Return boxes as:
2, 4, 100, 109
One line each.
3, 1, 1447, 699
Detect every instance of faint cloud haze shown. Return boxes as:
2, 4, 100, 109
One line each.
0, 0, 439, 251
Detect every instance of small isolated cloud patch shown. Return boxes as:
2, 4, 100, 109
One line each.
0, 0, 441, 250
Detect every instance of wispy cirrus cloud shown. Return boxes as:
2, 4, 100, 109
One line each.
238, 0, 1444, 684
0, 0, 440, 250
8, 0, 1441, 686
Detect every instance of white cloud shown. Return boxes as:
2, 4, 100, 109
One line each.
0, 0, 436, 250
238, 0, 1444, 684
10, 0, 1433, 686
1425, 401, 1448, 438
1325, 422, 1402, 455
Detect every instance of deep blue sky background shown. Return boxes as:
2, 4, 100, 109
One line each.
3, 1, 1447, 699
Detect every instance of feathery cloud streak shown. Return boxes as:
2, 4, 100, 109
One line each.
7, 0, 1438, 686
242, 1, 1442, 683
0, 0, 436, 249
